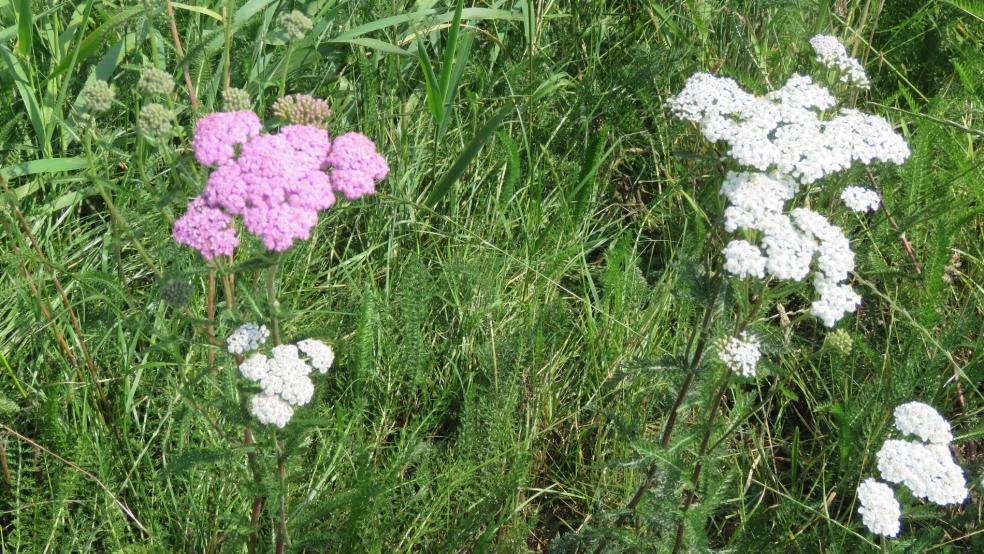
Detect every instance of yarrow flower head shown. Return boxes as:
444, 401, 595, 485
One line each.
893, 402, 953, 445
278, 9, 313, 41
667, 73, 906, 184
273, 94, 332, 127
723, 239, 767, 279
876, 439, 967, 506
226, 323, 270, 355
192, 111, 263, 166
138, 67, 175, 96
223, 87, 252, 112
138, 103, 175, 137
172, 197, 239, 260
810, 34, 871, 89
326, 132, 390, 200
856, 478, 900, 537
239, 338, 334, 427
825, 328, 853, 354
717, 333, 761, 377
176, 109, 387, 256
297, 338, 334, 373
841, 186, 881, 213
250, 393, 293, 428
79, 80, 115, 113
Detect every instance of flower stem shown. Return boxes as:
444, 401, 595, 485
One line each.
266, 255, 283, 346
274, 432, 288, 554
672, 370, 732, 553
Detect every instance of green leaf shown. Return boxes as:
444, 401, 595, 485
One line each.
426, 100, 514, 207
47, 6, 144, 81
0, 44, 47, 155
14, 0, 33, 56
325, 37, 410, 56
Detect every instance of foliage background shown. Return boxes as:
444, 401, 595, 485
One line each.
1, 0, 983, 551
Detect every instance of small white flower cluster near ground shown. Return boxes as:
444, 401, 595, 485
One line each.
717, 333, 761, 377
668, 35, 908, 328
228, 330, 334, 428
857, 402, 966, 537
856, 478, 901, 537
226, 323, 270, 355
840, 186, 881, 213
809, 34, 871, 89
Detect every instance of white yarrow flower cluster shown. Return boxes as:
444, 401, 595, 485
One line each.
667, 73, 906, 184
240, 338, 335, 427
841, 186, 881, 213
297, 338, 335, 373
893, 401, 953, 445
227, 323, 270, 355
858, 401, 966, 537
876, 440, 967, 506
717, 333, 761, 377
718, 172, 860, 326
856, 478, 901, 537
809, 34, 871, 89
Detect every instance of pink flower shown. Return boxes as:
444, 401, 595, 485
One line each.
192, 111, 263, 166
326, 132, 389, 200
172, 196, 239, 260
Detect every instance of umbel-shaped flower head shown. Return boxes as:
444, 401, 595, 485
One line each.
174, 107, 388, 258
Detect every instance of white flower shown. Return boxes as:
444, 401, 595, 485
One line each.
893, 402, 953, 445
239, 352, 270, 381
856, 478, 901, 537
810, 281, 861, 327
718, 333, 762, 377
249, 393, 294, 428
809, 35, 870, 89
297, 338, 335, 373
876, 439, 967, 506
667, 73, 905, 184
841, 186, 881, 213
723, 240, 767, 279
226, 323, 270, 355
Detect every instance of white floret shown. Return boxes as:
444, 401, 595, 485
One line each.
226, 323, 270, 355
856, 478, 901, 537
810, 34, 871, 89
893, 402, 953, 445
718, 333, 762, 377
810, 281, 861, 327
876, 439, 967, 506
297, 338, 335, 373
239, 352, 270, 382
250, 393, 294, 428
841, 186, 881, 213
723, 240, 767, 279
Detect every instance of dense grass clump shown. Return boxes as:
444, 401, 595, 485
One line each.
1, 1, 983, 552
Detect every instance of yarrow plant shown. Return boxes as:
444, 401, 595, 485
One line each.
170, 95, 388, 552
856, 402, 967, 538
596, 34, 913, 553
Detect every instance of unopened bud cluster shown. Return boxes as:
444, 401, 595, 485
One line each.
138, 103, 175, 137
138, 67, 175, 96
273, 94, 331, 127
80, 80, 115, 113
279, 9, 313, 41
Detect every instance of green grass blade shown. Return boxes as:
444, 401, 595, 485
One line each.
426, 100, 514, 208
13, 0, 33, 56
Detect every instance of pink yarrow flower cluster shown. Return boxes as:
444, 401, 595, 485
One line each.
173, 109, 388, 257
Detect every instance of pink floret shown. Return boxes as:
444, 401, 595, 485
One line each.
326, 132, 389, 200
243, 203, 319, 252
172, 196, 239, 260
279, 125, 332, 170
192, 111, 262, 166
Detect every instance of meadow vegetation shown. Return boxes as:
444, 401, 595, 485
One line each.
1, 0, 983, 551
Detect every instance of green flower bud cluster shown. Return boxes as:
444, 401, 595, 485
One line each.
826, 329, 853, 355
80, 80, 115, 113
223, 87, 252, 112
272, 94, 331, 127
139, 103, 175, 137
160, 277, 193, 308
279, 10, 313, 41
138, 67, 175, 96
